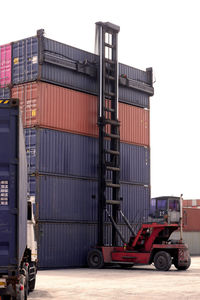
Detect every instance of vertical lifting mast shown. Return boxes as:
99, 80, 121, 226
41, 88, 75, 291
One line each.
95, 22, 121, 246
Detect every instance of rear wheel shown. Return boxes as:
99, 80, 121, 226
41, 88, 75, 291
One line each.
28, 262, 37, 292
174, 255, 191, 270
154, 251, 172, 271
87, 249, 104, 269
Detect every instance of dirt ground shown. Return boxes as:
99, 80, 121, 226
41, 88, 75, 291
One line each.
29, 256, 200, 300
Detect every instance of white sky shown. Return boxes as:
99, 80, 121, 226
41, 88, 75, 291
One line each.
1, 0, 200, 199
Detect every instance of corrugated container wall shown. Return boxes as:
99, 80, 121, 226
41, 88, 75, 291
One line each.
38, 220, 152, 269
183, 208, 200, 231
0, 44, 11, 87
28, 175, 150, 222
170, 231, 200, 255
38, 222, 142, 268
183, 199, 200, 208
12, 82, 150, 146
11, 35, 152, 108
25, 128, 150, 185
38, 222, 97, 268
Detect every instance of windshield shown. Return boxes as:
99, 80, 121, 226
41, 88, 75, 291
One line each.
168, 199, 180, 211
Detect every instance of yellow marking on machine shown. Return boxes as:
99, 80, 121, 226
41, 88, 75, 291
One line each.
0, 99, 10, 104
0, 278, 6, 288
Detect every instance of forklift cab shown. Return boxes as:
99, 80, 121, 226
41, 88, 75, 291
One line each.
150, 196, 180, 224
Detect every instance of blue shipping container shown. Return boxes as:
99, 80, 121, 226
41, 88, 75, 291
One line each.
12, 34, 152, 108
38, 222, 97, 268
38, 221, 150, 268
29, 174, 150, 222
25, 128, 150, 185
0, 99, 27, 274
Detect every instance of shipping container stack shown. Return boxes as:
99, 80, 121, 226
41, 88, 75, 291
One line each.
0, 28, 154, 268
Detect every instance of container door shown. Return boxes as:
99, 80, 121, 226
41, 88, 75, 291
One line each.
0, 105, 18, 271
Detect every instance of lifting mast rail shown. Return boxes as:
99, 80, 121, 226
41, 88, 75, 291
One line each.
96, 22, 134, 247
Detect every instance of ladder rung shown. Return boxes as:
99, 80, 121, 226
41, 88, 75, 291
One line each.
106, 200, 121, 205
105, 161, 113, 167
104, 43, 115, 49
106, 166, 120, 172
105, 149, 120, 155
105, 75, 115, 80
105, 132, 120, 139
104, 119, 120, 126
105, 58, 115, 64
104, 107, 115, 113
105, 91, 116, 97
106, 182, 120, 188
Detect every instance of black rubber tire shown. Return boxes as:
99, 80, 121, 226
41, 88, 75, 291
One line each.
28, 262, 37, 292
154, 251, 172, 271
28, 278, 36, 292
87, 249, 104, 269
174, 255, 191, 270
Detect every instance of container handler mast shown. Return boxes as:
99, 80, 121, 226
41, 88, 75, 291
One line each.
87, 22, 191, 271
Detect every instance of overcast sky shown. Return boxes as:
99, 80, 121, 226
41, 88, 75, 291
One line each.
1, 0, 200, 199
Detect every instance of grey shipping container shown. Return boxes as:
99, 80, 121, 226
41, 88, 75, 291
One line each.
170, 231, 200, 255
0, 99, 27, 274
25, 128, 150, 185
29, 174, 150, 223
0, 88, 10, 99
12, 32, 153, 108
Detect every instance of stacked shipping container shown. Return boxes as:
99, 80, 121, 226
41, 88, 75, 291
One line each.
0, 29, 153, 268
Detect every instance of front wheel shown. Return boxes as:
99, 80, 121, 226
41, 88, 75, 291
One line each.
174, 255, 191, 270
154, 251, 172, 271
87, 249, 104, 269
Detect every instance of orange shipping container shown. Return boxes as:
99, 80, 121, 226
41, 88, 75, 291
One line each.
183, 199, 200, 207
12, 82, 149, 146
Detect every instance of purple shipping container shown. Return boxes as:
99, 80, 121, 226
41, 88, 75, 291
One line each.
0, 44, 11, 87
25, 128, 150, 185
29, 174, 150, 222
12, 33, 153, 108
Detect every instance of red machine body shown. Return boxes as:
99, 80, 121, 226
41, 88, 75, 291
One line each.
88, 223, 190, 271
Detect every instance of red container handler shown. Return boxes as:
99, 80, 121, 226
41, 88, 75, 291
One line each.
12, 81, 150, 146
